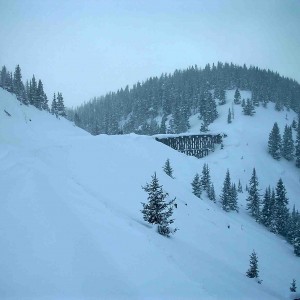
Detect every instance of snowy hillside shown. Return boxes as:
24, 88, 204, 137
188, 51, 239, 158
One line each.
0, 88, 299, 299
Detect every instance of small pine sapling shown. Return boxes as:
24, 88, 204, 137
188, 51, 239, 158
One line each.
163, 158, 174, 178
246, 250, 260, 283
141, 172, 176, 237
191, 173, 202, 198
290, 279, 297, 292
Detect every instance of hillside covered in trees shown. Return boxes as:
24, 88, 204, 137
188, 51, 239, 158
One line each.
67, 62, 300, 135
0, 65, 66, 117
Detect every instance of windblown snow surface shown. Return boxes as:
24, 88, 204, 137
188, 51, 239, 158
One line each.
0, 88, 299, 300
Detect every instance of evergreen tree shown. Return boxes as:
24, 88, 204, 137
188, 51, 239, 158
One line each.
269, 189, 277, 233
141, 173, 176, 237
201, 163, 211, 191
4, 71, 13, 92
172, 105, 190, 133
207, 182, 216, 202
227, 108, 232, 124
282, 125, 294, 161
199, 91, 218, 132
246, 250, 259, 279
295, 115, 300, 168
220, 169, 232, 212
260, 186, 272, 227
287, 205, 298, 245
163, 159, 174, 178
191, 173, 202, 198
51, 93, 58, 116
229, 183, 239, 212
13, 64, 25, 103
160, 115, 167, 134
238, 179, 243, 193
29, 75, 38, 107
91, 122, 100, 136
268, 122, 282, 160
243, 99, 256, 116
74, 112, 81, 127
0, 65, 7, 88
206, 92, 218, 123
246, 168, 261, 221
57, 92, 66, 117
292, 119, 297, 130
241, 98, 246, 107
37, 79, 48, 110
200, 121, 209, 132
275, 98, 283, 111
290, 279, 297, 292
218, 88, 226, 105
234, 88, 241, 104
294, 224, 300, 256
275, 178, 289, 236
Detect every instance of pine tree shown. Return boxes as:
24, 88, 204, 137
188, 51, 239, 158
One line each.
200, 121, 209, 132
246, 250, 259, 279
294, 224, 300, 256
199, 91, 218, 132
191, 173, 202, 198
74, 113, 81, 127
295, 115, 300, 168
201, 163, 211, 192
0, 65, 7, 88
36, 79, 46, 110
57, 92, 66, 117
287, 205, 298, 245
29, 75, 38, 107
227, 108, 232, 124
220, 169, 232, 212
238, 179, 243, 193
141, 173, 176, 237
243, 99, 255, 116
246, 168, 261, 221
4, 71, 13, 92
51, 93, 58, 116
241, 98, 246, 107
218, 88, 226, 105
290, 279, 297, 292
160, 115, 167, 134
234, 88, 241, 104
229, 183, 239, 212
163, 159, 174, 178
282, 125, 294, 161
275, 178, 289, 237
260, 186, 272, 227
268, 122, 282, 160
269, 189, 277, 233
13, 65, 25, 103
207, 182, 216, 202
172, 105, 189, 134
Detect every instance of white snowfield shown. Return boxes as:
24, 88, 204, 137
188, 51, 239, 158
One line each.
0, 88, 299, 300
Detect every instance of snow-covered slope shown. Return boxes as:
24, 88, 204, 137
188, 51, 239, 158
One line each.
0, 88, 299, 299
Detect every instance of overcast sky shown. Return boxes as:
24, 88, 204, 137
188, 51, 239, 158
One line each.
0, 0, 299, 107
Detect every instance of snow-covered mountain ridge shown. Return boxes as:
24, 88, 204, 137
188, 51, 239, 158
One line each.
0, 88, 299, 299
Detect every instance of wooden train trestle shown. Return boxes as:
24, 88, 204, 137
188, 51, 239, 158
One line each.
155, 134, 223, 158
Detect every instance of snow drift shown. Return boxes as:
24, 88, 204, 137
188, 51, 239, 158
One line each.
0, 88, 299, 299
